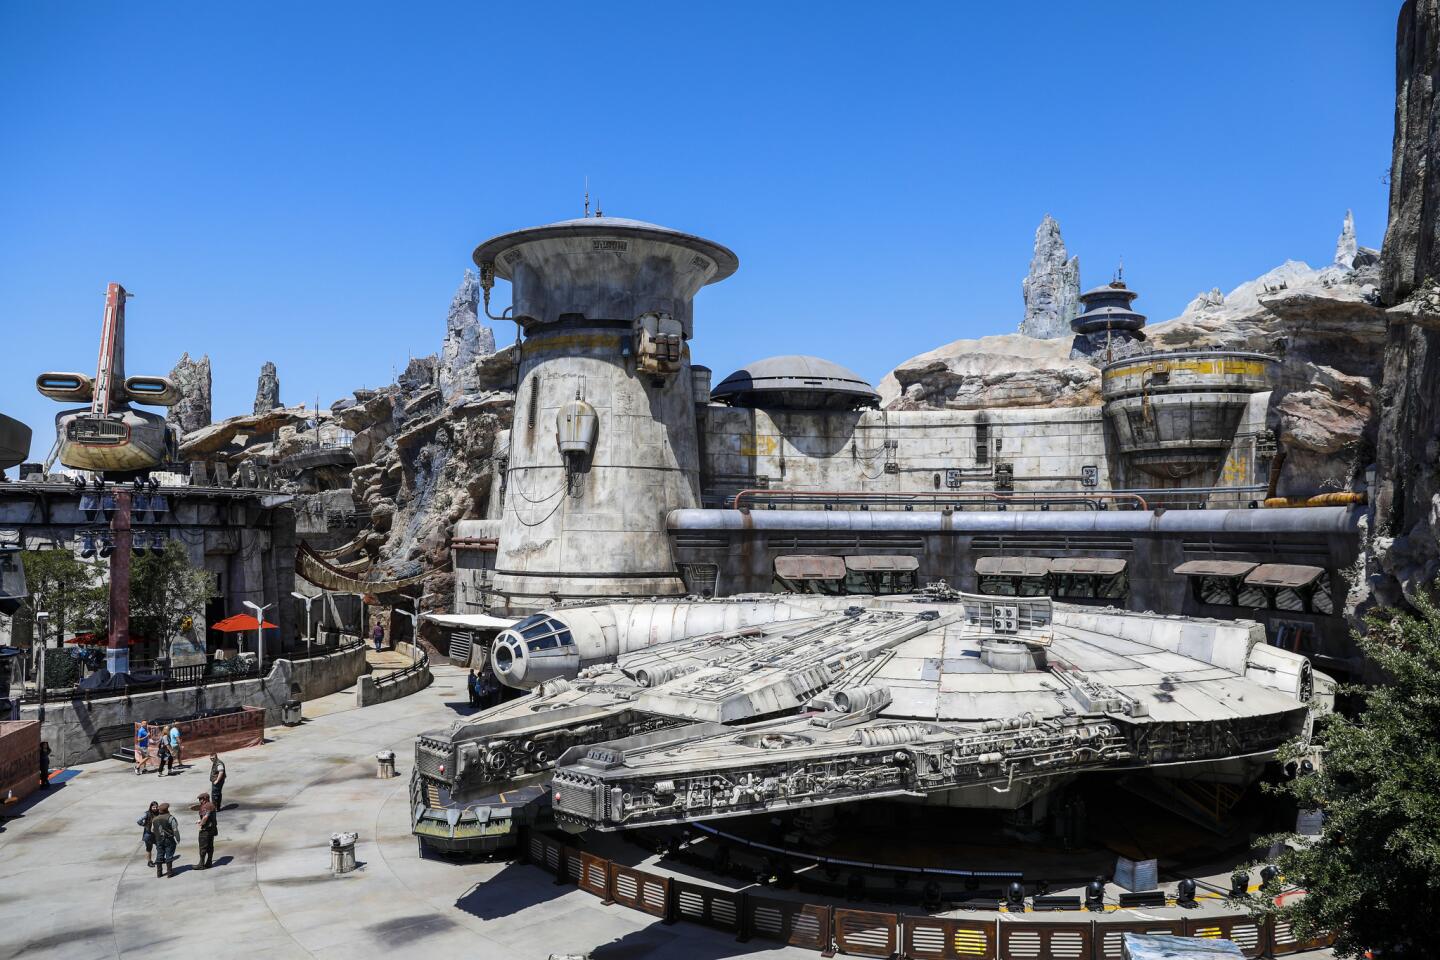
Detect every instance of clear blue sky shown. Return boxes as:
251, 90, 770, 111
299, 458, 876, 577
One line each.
0, 2, 1398, 455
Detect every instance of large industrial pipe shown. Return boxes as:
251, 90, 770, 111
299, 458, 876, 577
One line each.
730, 489, 1150, 511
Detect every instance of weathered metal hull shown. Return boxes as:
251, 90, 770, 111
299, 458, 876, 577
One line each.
0, 414, 31, 472
415, 593, 1324, 841
53, 406, 173, 475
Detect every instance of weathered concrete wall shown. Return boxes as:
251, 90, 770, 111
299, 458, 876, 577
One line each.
493, 324, 702, 608
700, 397, 1273, 505
701, 405, 1114, 504
356, 659, 431, 708
0, 484, 299, 651
22, 644, 365, 766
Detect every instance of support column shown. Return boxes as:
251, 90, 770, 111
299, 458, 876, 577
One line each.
107, 491, 132, 675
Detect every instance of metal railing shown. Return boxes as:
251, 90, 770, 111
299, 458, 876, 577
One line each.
22, 637, 365, 705
374, 648, 429, 689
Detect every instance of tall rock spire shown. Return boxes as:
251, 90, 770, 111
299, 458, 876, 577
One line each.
1020, 214, 1081, 339
166, 352, 212, 435
1334, 209, 1358, 268
253, 361, 280, 414
438, 268, 496, 401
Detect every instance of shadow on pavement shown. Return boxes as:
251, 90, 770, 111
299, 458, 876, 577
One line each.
453, 860, 570, 920
588, 922, 791, 960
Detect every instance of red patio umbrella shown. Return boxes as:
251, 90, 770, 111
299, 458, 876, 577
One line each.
66, 631, 148, 647
210, 613, 278, 632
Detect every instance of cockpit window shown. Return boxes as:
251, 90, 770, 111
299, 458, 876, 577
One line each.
514, 618, 575, 652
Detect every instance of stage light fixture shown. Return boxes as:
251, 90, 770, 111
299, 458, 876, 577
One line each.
1085, 877, 1105, 911
1229, 870, 1250, 898
1177, 878, 1198, 906
1006, 881, 1025, 911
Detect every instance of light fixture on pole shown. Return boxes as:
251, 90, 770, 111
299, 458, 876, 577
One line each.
35, 611, 49, 721
291, 592, 319, 660
242, 601, 272, 676
394, 602, 419, 665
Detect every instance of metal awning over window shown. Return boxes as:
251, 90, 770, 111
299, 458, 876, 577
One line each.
844, 555, 920, 573
1245, 564, 1325, 589
774, 555, 846, 581
1173, 560, 1258, 578
975, 556, 1051, 578
1047, 557, 1127, 576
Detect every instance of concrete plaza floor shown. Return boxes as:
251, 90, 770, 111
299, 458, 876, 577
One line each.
0, 665, 817, 960
0, 664, 1334, 960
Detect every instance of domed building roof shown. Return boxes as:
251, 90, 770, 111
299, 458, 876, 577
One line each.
473, 215, 739, 283
711, 355, 880, 411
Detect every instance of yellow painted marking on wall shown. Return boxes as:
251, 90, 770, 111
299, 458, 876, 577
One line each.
738, 435, 780, 457
523, 333, 628, 354
1220, 451, 1251, 485
1105, 359, 1268, 379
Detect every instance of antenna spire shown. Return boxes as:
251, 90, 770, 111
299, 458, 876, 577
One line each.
584, 177, 590, 218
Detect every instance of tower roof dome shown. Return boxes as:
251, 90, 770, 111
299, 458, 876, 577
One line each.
711, 355, 880, 411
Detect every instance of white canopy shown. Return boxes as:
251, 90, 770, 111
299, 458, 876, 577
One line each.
422, 613, 517, 630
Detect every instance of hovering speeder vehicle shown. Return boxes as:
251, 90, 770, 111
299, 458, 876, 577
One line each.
36, 283, 180, 477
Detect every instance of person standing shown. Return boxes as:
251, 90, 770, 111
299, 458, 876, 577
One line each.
156, 736, 174, 777
151, 802, 179, 877
137, 800, 160, 867
372, 620, 385, 653
134, 721, 151, 776
195, 793, 217, 869
209, 753, 226, 809
37, 741, 51, 790
467, 669, 479, 708
167, 724, 182, 769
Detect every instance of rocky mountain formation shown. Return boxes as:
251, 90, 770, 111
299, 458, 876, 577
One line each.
165, 352, 211, 435
1372, 0, 1440, 604
1019, 214, 1081, 339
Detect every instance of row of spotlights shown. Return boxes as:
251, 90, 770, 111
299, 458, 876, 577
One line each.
77, 531, 169, 559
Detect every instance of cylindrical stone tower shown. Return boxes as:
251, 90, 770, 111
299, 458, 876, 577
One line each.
473, 216, 738, 611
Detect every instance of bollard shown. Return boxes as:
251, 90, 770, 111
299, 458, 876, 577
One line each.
330, 832, 358, 874
376, 750, 396, 779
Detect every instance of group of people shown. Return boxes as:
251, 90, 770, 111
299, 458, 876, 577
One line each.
132, 720, 184, 776
467, 668, 500, 709
136, 753, 227, 877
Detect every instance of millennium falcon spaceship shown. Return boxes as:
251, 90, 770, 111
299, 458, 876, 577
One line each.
415, 589, 1325, 835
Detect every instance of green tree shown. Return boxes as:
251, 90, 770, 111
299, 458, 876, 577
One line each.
1262, 593, 1440, 956
16, 549, 106, 640
130, 541, 213, 647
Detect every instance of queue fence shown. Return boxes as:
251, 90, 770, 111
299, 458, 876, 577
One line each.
516, 829, 1333, 959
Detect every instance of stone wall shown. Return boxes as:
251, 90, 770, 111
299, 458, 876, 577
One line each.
22, 643, 366, 766
356, 656, 432, 708
1373, 0, 1440, 602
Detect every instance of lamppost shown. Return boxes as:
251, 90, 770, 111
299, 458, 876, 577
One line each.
242, 601, 272, 676
333, 591, 365, 644
290, 592, 319, 660
394, 602, 418, 665
35, 611, 49, 720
